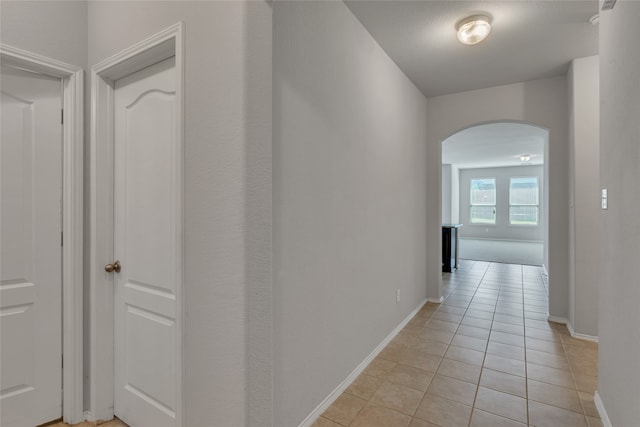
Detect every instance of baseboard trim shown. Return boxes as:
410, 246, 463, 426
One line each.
547, 316, 599, 343
427, 296, 444, 304
594, 391, 613, 427
298, 298, 428, 427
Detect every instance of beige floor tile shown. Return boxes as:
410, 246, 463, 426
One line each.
525, 336, 565, 355
414, 394, 472, 427
479, 368, 526, 398
457, 324, 491, 340
350, 403, 412, 427
364, 357, 398, 377
445, 345, 485, 366
322, 392, 367, 425
462, 316, 493, 330
437, 358, 481, 384
495, 307, 524, 318
470, 409, 527, 427
383, 364, 434, 392
346, 373, 383, 399
403, 325, 427, 337
408, 417, 440, 427
370, 381, 425, 415
411, 339, 449, 357
433, 311, 463, 324
468, 302, 496, 313
490, 331, 525, 348
573, 372, 598, 394
474, 387, 527, 423
528, 400, 588, 427
491, 321, 524, 336
465, 309, 495, 321
525, 327, 562, 342
483, 353, 526, 377
526, 348, 570, 371
451, 334, 488, 352
419, 327, 455, 345
486, 341, 525, 361
587, 415, 604, 427
426, 374, 477, 406
311, 416, 343, 427
528, 379, 583, 413
399, 349, 442, 372
526, 362, 575, 389
493, 313, 524, 326
427, 319, 460, 333
578, 391, 600, 418
438, 305, 467, 315
568, 353, 598, 377
380, 342, 409, 362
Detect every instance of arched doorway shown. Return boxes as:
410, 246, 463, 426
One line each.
442, 122, 549, 268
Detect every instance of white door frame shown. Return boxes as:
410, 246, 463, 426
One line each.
0, 44, 84, 424
89, 22, 184, 424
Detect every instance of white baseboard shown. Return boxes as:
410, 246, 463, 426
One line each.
298, 298, 428, 427
594, 391, 613, 427
427, 296, 444, 304
546, 316, 599, 343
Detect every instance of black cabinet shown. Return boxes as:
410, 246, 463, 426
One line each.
442, 224, 462, 272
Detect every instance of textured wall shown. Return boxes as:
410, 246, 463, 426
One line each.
597, 3, 640, 425
273, 2, 428, 425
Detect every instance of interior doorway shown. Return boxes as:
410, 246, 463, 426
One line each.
0, 45, 84, 425
441, 122, 549, 268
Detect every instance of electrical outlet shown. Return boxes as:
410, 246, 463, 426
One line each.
396, 289, 401, 303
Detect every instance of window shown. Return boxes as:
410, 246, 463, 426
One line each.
470, 178, 496, 224
510, 177, 539, 225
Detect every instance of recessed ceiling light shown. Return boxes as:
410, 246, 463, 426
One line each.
456, 15, 492, 45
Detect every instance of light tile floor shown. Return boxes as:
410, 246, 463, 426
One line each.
43, 419, 127, 427
315, 260, 600, 427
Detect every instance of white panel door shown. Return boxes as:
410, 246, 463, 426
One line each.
112, 57, 179, 427
0, 67, 62, 426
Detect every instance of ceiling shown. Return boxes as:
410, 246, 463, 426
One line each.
345, 0, 599, 97
442, 122, 546, 169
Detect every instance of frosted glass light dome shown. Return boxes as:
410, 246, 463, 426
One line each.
457, 15, 492, 45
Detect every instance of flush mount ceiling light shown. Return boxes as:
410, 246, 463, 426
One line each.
456, 15, 492, 45
520, 154, 532, 162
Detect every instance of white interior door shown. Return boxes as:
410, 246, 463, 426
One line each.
0, 66, 63, 426
112, 57, 180, 427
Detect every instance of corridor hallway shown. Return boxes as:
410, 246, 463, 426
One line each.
315, 261, 600, 427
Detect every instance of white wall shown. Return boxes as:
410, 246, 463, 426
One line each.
598, 4, 640, 425
568, 56, 599, 338
87, 2, 273, 426
442, 164, 452, 223
427, 77, 569, 318
451, 164, 460, 224
0, 1, 87, 67
273, 2, 428, 425
458, 165, 544, 242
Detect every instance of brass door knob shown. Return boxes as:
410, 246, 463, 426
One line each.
105, 260, 121, 273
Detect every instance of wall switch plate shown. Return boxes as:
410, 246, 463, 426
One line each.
602, 188, 608, 209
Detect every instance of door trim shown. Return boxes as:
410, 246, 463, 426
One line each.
0, 44, 85, 424
89, 22, 184, 424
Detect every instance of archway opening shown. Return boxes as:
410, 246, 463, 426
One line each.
441, 122, 549, 272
